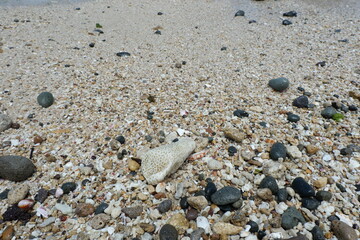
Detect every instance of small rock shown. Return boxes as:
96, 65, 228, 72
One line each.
287, 114, 300, 123
140, 223, 155, 233
128, 159, 140, 171
313, 177, 327, 188
301, 198, 320, 210
286, 146, 302, 159
277, 188, 289, 202
34, 188, 48, 203
0, 113, 12, 132
340, 148, 352, 156
37, 92, 54, 108
2, 205, 33, 222
311, 225, 325, 240
180, 197, 189, 209
75, 203, 95, 217
291, 177, 315, 197
186, 208, 198, 220
8, 184, 30, 204
0, 189, 10, 199
321, 107, 337, 119
223, 128, 245, 143
247, 220, 259, 233
315, 191, 332, 201
293, 96, 309, 108
90, 213, 110, 229
233, 109, 249, 118
281, 207, 306, 230
159, 224, 178, 240
282, 20, 292, 25
109, 139, 120, 150
95, 202, 109, 214
158, 199, 172, 213
116, 52, 131, 57
33, 136, 44, 144
235, 10, 245, 17
61, 182, 77, 194
205, 181, 217, 199
232, 198, 243, 209
335, 183, 346, 192
211, 186, 241, 205
306, 145, 319, 155
1, 225, 15, 240
122, 206, 143, 219
257, 188, 273, 201
268, 77, 289, 92
212, 222, 242, 235
0, 155, 36, 181
270, 142, 287, 160
167, 213, 189, 233
283, 11, 297, 17
55, 203, 73, 214
228, 146, 238, 156
331, 220, 358, 240
115, 135, 125, 144
190, 228, 205, 240
196, 216, 211, 233
207, 159, 223, 170
187, 196, 208, 211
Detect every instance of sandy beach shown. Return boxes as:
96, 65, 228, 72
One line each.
0, 0, 359, 239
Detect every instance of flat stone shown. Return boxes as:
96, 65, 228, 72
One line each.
187, 196, 208, 211
291, 177, 315, 197
159, 224, 178, 240
0, 113, 12, 132
0, 156, 36, 182
313, 177, 327, 188
281, 207, 306, 230
212, 222, 242, 235
196, 216, 211, 233
315, 191, 332, 201
7, 184, 30, 204
301, 198, 320, 210
270, 142, 287, 160
211, 186, 241, 205
122, 206, 143, 218
286, 146, 302, 159
90, 213, 110, 229
277, 188, 289, 202
141, 137, 196, 184
207, 159, 223, 170
321, 107, 337, 119
293, 95, 309, 108
223, 128, 246, 143
186, 208, 198, 220
331, 220, 358, 240
268, 77, 290, 92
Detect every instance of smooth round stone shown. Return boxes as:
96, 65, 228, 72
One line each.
283, 11, 297, 17
301, 198, 320, 210
270, 142, 287, 161
211, 186, 241, 205
331, 220, 358, 240
277, 188, 289, 202
228, 146, 237, 156
233, 109, 249, 118
321, 107, 337, 119
292, 95, 309, 108
0, 113, 12, 132
291, 177, 315, 197
75, 203, 95, 217
158, 199, 172, 213
268, 77, 289, 92
115, 136, 125, 144
232, 198, 243, 209
0, 189, 10, 199
348, 105, 357, 111
186, 208, 198, 220
282, 20, 292, 25
287, 114, 300, 122
247, 220, 259, 233
311, 225, 325, 240
95, 202, 109, 215
281, 207, 306, 230
122, 206, 143, 219
315, 191, 332, 201
0, 155, 36, 182
37, 92, 54, 108
116, 52, 131, 57
159, 224, 178, 240
205, 181, 217, 200
180, 197, 189, 209
259, 176, 279, 194
335, 183, 346, 192
340, 148, 352, 156
234, 10, 245, 16
61, 182, 77, 194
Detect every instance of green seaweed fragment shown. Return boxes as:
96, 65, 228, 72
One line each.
96, 23, 103, 28
332, 113, 344, 122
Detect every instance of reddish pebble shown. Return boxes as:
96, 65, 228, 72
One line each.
154, 192, 166, 199
1, 225, 15, 240
75, 203, 95, 217
34, 136, 44, 144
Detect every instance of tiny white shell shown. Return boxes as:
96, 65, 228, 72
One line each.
36, 206, 49, 218
55, 188, 64, 198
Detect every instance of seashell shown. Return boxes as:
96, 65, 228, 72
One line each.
55, 188, 64, 198
188, 150, 207, 161
36, 206, 49, 218
18, 199, 35, 209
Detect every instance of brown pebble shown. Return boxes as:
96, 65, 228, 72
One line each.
34, 136, 44, 144
154, 192, 166, 199
10, 123, 20, 129
186, 208, 198, 220
306, 145, 319, 155
1, 225, 15, 240
128, 159, 140, 171
139, 223, 155, 233
75, 203, 95, 217
257, 188, 273, 201
45, 154, 57, 162
331, 220, 358, 240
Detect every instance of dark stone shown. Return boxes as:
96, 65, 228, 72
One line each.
315, 191, 332, 201
259, 176, 279, 194
186, 208, 198, 220
95, 202, 109, 215
302, 198, 320, 210
283, 11, 297, 17
321, 107, 337, 119
190, 228, 205, 240
249, 20, 257, 24
228, 146, 237, 156
37, 92, 54, 108
268, 77, 290, 92
122, 206, 143, 218
311, 225, 325, 240
157, 12, 163, 15
316, 61, 326, 67
115, 136, 125, 144
235, 10, 245, 17
218, 204, 234, 212
221, 47, 227, 51
355, 184, 360, 192
348, 105, 358, 111
340, 148, 352, 156
180, 197, 189, 209
281, 207, 306, 230
277, 188, 289, 202
194, 190, 206, 197
292, 96, 309, 108
89, 43, 95, 47
259, 122, 267, 127
282, 20, 292, 25
0, 189, 10, 199
257, 230, 267, 240
270, 142, 287, 160
211, 186, 241, 205
154, 30, 161, 35
2, 205, 33, 222
61, 182, 77, 194
233, 109, 249, 118
116, 52, 131, 57
0, 155, 36, 182
34, 188, 48, 203
247, 220, 259, 233
158, 199, 172, 213
291, 177, 315, 197
335, 183, 346, 192
205, 181, 217, 200
327, 215, 339, 222
288, 114, 300, 122
159, 224, 178, 240
81, 179, 90, 186
145, 135, 153, 142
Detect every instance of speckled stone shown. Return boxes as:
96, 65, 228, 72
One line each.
212, 222, 242, 235
311, 225, 325, 240
159, 224, 178, 240
301, 198, 320, 210
187, 196, 208, 211
141, 137, 196, 184
158, 199, 172, 213
122, 206, 143, 218
61, 182, 77, 194
331, 220, 358, 240
7, 184, 30, 204
75, 203, 95, 217
0, 156, 36, 182
315, 191, 332, 201
90, 213, 110, 230
292, 95, 309, 108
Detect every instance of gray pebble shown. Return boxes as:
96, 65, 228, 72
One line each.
0, 113, 12, 132
211, 186, 241, 205
268, 77, 289, 92
8, 184, 30, 204
0, 155, 36, 182
37, 92, 55, 108
321, 106, 337, 119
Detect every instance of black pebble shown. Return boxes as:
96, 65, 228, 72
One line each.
89, 43, 95, 47
115, 136, 125, 144
228, 146, 237, 156
194, 190, 206, 197
81, 179, 91, 186
282, 20, 292, 25
205, 181, 217, 200
316, 61, 326, 67
155, 30, 161, 35
355, 184, 360, 192
257, 230, 266, 240
95, 202, 109, 214
158, 199, 172, 213
247, 220, 259, 233
159, 224, 178, 240
311, 225, 325, 240
2, 205, 34, 222
348, 105, 357, 111
0, 189, 10, 200
336, 183, 346, 192
116, 52, 131, 57
235, 10, 245, 17
34, 188, 48, 203
277, 188, 288, 202
291, 177, 315, 197
218, 204, 234, 212
327, 215, 340, 222
221, 47, 227, 51
75, 7, 80, 10
283, 11, 297, 17
340, 148, 352, 156
302, 198, 320, 210
61, 182, 77, 194
270, 142, 287, 160
259, 176, 279, 194
233, 109, 249, 118
249, 20, 257, 24
157, 12, 163, 15
180, 197, 189, 209
292, 95, 309, 108
259, 122, 267, 127
315, 191, 332, 201
288, 114, 300, 122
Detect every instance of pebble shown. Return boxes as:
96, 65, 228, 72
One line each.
232, 198, 243, 209
228, 146, 238, 156
109, 139, 120, 150
0, 113, 12, 132
335, 183, 346, 192
1, 225, 15, 240
262, 161, 286, 179
0, 155, 36, 181
292, 95, 309, 108
128, 159, 140, 171
90, 213, 110, 229
321, 107, 337, 119
196, 216, 211, 233
186, 208, 198, 220
212, 222, 242, 235
54, 203, 73, 214
205, 181, 217, 199
313, 177, 327, 188
283, 11, 297, 17
282, 20, 292, 25
0, 189, 10, 199
268, 77, 290, 92
116, 51, 131, 57
141, 137, 196, 184
301, 198, 320, 210
311, 225, 325, 240
211, 186, 241, 205
37, 92, 54, 108
180, 197, 189, 209
2, 205, 33, 222
235, 10, 245, 17
233, 109, 249, 118
322, 154, 332, 161
306, 145, 319, 155
75, 203, 95, 217
7, 184, 30, 204
33, 136, 44, 144
38, 217, 56, 227
61, 182, 77, 194
207, 159, 223, 170
139, 223, 155, 233
277, 188, 289, 202
281, 207, 306, 230
187, 196, 208, 211
167, 213, 189, 233
115, 135, 125, 144
158, 199, 172, 213
159, 224, 178, 240
223, 128, 246, 143
270, 142, 287, 160
122, 206, 143, 218
287, 145, 302, 159
291, 177, 315, 197
257, 188, 274, 201
283, 236, 308, 240
190, 228, 205, 240
247, 221, 259, 233
95, 202, 109, 214
287, 114, 300, 122
331, 220, 358, 240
